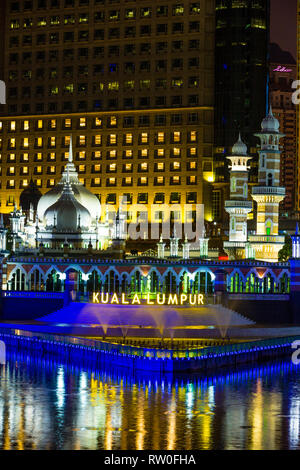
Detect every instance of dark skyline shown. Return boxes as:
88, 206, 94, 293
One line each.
271, 0, 297, 59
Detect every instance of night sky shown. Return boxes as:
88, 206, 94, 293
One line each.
271, 0, 297, 59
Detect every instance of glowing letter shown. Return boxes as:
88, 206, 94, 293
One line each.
132, 294, 141, 305
121, 293, 129, 305
157, 294, 165, 305
101, 293, 109, 304
93, 292, 99, 303
180, 294, 188, 305
198, 294, 204, 305
168, 294, 178, 305
111, 293, 119, 304
147, 293, 154, 305
189, 294, 197, 305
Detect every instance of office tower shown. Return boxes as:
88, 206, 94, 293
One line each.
249, 108, 285, 262
269, 43, 296, 214
213, 0, 270, 222
0, 0, 215, 231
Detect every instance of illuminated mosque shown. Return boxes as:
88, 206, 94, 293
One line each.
0, 108, 299, 327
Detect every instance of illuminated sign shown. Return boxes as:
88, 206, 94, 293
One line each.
92, 292, 205, 306
273, 66, 292, 73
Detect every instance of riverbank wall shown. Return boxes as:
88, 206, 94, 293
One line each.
0, 327, 298, 373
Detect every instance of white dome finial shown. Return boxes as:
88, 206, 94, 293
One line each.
232, 132, 247, 156
68, 135, 73, 163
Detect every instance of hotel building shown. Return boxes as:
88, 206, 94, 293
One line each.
0, 0, 215, 225
269, 43, 297, 214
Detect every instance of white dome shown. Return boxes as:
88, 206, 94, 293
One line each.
232, 133, 247, 156
261, 106, 280, 133
37, 136, 101, 221
44, 184, 91, 232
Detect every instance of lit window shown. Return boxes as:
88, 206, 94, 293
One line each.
10, 138, 16, 148
125, 133, 133, 144
64, 118, 72, 128
173, 131, 181, 142
109, 150, 117, 159
9, 167, 15, 174
125, 150, 133, 158
23, 167, 28, 174
79, 117, 86, 127
109, 163, 117, 172
22, 153, 29, 161
109, 116, 117, 126
79, 135, 86, 145
141, 149, 148, 158
23, 138, 29, 148
10, 121, 16, 131
189, 131, 197, 142
108, 81, 119, 91
37, 137, 43, 147
95, 117, 102, 127
22, 179, 28, 187
50, 120, 56, 129
173, 147, 181, 156
36, 153, 43, 161
94, 151, 101, 159
49, 153, 56, 161
140, 163, 148, 171
37, 120, 43, 129
157, 162, 164, 171
157, 132, 165, 143
50, 137, 56, 147
141, 133, 148, 144
109, 134, 117, 145
23, 121, 29, 131
157, 149, 165, 157
95, 135, 101, 145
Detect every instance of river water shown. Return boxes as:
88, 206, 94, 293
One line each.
0, 349, 300, 450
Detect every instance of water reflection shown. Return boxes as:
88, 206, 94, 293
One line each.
0, 349, 300, 450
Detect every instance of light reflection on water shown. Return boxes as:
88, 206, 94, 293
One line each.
0, 349, 300, 450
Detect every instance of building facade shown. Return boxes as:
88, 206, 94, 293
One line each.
0, 0, 215, 224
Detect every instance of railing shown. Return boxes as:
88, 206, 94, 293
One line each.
2, 291, 64, 299
0, 327, 297, 362
252, 186, 286, 196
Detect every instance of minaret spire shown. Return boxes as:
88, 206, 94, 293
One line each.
68, 135, 73, 163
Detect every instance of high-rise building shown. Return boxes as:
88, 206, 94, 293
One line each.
269, 43, 297, 214
213, 0, 270, 222
0, 0, 215, 228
